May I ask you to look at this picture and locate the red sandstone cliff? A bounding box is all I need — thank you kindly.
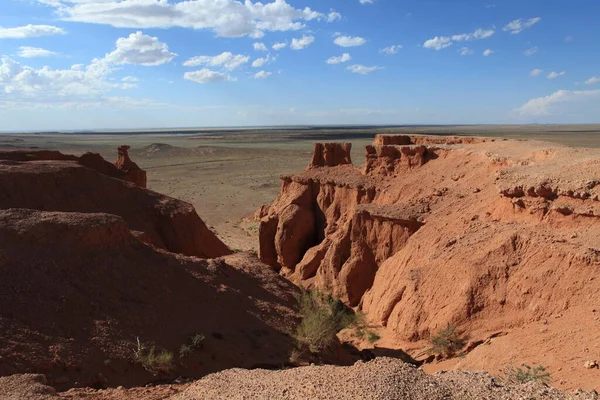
[259,136,600,390]
[0,150,229,258]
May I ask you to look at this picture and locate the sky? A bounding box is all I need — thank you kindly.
[1,0,599,131]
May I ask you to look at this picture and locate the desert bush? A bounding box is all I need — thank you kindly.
[133,337,174,375]
[179,333,205,358]
[503,364,551,385]
[429,324,467,358]
[367,331,381,343]
[292,288,355,359]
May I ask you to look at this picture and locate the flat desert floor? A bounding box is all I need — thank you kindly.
[2,124,600,250]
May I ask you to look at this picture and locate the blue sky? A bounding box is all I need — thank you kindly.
[1,0,599,131]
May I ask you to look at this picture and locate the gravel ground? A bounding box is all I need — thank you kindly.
[171,358,599,400]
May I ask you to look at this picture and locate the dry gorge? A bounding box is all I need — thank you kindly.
[0,132,599,399]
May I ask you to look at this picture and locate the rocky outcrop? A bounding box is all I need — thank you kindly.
[0,209,296,389]
[260,135,600,389]
[114,145,147,188]
[307,142,352,168]
[0,151,230,258]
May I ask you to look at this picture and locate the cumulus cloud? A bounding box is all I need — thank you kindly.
[102,31,177,66]
[529,69,543,77]
[517,89,600,116]
[483,49,494,56]
[290,35,315,50]
[252,70,272,79]
[37,0,322,38]
[253,42,268,51]
[17,46,59,58]
[252,54,275,68]
[459,47,473,56]
[334,35,366,47]
[326,53,351,64]
[347,64,382,75]
[523,47,538,56]
[184,69,236,84]
[379,45,402,55]
[272,42,287,50]
[585,76,600,86]
[503,17,541,34]
[0,24,66,39]
[359,0,373,4]
[547,71,566,79]
[327,10,341,23]
[424,28,494,50]
[183,52,249,70]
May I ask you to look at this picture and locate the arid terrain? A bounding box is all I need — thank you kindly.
[1,125,600,399]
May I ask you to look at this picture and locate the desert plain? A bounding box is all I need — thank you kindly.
[1,124,600,399]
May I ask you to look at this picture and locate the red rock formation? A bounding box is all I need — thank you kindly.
[307,142,352,168]
[0,152,230,258]
[114,145,147,188]
[0,209,297,389]
[260,135,600,389]
[373,134,412,146]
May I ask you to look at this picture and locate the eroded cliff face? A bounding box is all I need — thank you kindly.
[259,136,600,347]
[0,149,229,258]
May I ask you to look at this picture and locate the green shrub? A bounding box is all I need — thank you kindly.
[367,331,381,343]
[292,289,354,359]
[179,333,205,359]
[503,364,551,385]
[133,337,174,375]
[429,324,467,358]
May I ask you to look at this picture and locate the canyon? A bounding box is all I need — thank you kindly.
[0,134,599,398]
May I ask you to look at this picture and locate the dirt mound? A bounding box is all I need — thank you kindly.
[259,136,600,390]
[171,358,594,400]
[0,153,229,258]
[0,374,58,400]
[0,209,298,390]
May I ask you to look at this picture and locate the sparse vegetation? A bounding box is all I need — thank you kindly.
[352,311,381,344]
[367,331,381,343]
[429,324,467,358]
[179,333,205,358]
[503,364,552,385]
[133,337,174,375]
[292,288,356,362]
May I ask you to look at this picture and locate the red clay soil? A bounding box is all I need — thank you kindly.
[0,208,298,390]
[0,150,229,258]
[259,136,600,391]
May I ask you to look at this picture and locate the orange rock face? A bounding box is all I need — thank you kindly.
[0,150,229,258]
[307,142,352,168]
[114,145,147,188]
[260,135,600,389]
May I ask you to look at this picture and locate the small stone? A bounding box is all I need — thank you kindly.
[584,360,599,369]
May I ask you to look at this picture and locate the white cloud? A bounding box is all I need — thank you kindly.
[184,69,235,84]
[272,42,287,50]
[252,54,275,68]
[122,76,139,83]
[547,71,566,79]
[252,70,272,79]
[290,35,315,50]
[424,36,452,50]
[327,10,341,23]
[102,31,177,66]
[334,35,366,47]
[483,49,494,56]
[517,89,600,116]
[424,28,494,50]
[347,64,382,75]
[183,52,249,70]
[0,24,66,39]
[529,69,543,77]
[37,0,323,38]
[585,76,600,86]
[523,47,538,56]
[380,45,402,55]
[326,53,351,64]
[17,46,59,58]
[503,17,541,34]
[459,47,473,56]
[253,42,268,51]
[359,0,373,4]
